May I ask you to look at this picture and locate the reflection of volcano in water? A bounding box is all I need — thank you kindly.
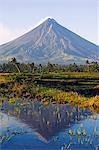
[2,101,93,141]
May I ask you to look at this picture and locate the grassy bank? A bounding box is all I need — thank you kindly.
[0,73,99,113]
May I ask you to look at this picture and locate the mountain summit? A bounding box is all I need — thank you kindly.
[0,18,99,64]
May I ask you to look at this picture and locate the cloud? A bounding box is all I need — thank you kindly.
[0,23,30,45]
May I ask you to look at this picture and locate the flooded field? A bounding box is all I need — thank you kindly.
[0,100,99,150]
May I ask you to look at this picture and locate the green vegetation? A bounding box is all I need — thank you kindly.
[0,71,99,113]
[0,59,99,73]
[0,58,99,113]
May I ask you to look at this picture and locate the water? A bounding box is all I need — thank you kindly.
[0,100,99,150]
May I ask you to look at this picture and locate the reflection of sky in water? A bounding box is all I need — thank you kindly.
[0,113,32,134]
[0,101,99,150]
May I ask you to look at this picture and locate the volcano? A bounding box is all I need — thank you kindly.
[0,18,99,64]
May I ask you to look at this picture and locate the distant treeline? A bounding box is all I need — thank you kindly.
[0,58,99,73]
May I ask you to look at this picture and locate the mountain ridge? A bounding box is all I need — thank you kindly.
[0,18,99,64]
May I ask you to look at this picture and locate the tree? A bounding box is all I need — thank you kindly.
[86,60,89,65]
[29,62,35,74]
[47,62,54,72]
[85,60,90,72]
[10,57,21,73]
[39,64,42,73]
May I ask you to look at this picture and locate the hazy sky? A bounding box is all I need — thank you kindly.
[0,0,98,45]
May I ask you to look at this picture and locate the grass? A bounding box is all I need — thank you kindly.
[31,85,99,107]
[0,72,99,113]
[41,72,99,79]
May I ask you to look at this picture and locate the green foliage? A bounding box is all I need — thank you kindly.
[0,72,99,112]
[0,60,99,73]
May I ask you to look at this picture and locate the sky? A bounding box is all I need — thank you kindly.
[0,0,98,45]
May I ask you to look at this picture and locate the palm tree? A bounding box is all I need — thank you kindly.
[86,60,90,72]
[47,62,54,72]
[10,57,21,73]
[86,60,89,65]
[39,64,42,73]
[30,62,35,74]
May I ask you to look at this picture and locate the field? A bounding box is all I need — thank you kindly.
[0,72,99,113]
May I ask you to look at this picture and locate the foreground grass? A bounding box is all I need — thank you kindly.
[0,73,99,113]
[32,85,99,109]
